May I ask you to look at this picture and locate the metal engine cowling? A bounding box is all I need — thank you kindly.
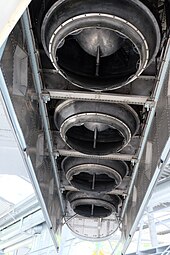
[41,0,160,91]
[54,100,139,155]
[67,191,121,218]
[62,157,128,192]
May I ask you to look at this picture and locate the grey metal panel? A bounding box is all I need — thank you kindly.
[122,41,170,252]
[0,22,62,233]
[1,24,39,152]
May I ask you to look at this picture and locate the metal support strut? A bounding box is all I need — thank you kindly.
[22,10,65,215]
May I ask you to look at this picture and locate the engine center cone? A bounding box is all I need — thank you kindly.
[75,28,122,57]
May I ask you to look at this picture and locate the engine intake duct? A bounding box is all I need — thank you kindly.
[54,100,139,155]
[41,0,160,91]
[62,157,128,192]
[67,192,121,218]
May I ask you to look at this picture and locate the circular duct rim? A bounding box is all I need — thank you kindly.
[48,14,148,91]
[41,0,160,91]
[67,192,121,218]
[66,164,122,189]
[72,198,116,218]
[54,100,140,155]
[62,157,129,192]
[60,112,131,151]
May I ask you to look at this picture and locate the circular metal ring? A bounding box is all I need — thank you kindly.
[41,0,160,91]
[54,100,139,155]
[62,157,128,192]
[67,191,121,218]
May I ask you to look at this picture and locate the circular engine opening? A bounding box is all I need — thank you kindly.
[56,27,140,91]
[54,100,139,155]
[41,0,160,91]
[65,122,125,155]
[74,204,111,218]
[71,172,116,192]
[62,157,128,192]
[67,192,121,218]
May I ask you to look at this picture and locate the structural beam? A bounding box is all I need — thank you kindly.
[122,38,170,254]
[147,208,158,249]
[43,89,152,106]
[22,10,65,215]
[54,149,134,161]
[121,39,170,219]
